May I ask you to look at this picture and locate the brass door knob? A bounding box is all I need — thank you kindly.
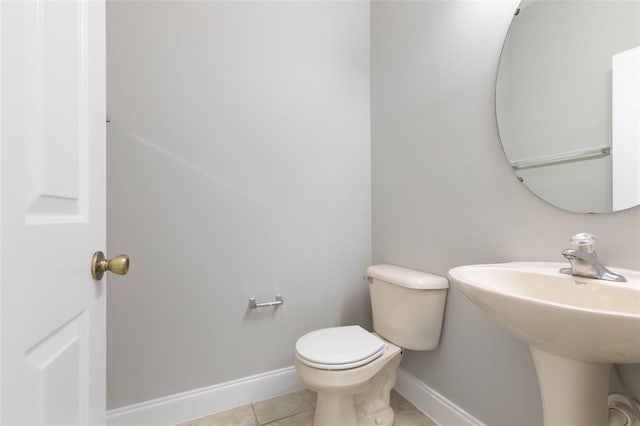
[91,251,129,281]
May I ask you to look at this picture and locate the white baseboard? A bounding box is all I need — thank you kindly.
[106,367,304,426]
[395,367,485,426]
[107,365,482,426]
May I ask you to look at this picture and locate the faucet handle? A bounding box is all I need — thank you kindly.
[569,233,596,253]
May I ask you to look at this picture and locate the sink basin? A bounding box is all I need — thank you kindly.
[448,262,640,363]
[448,262,640,426]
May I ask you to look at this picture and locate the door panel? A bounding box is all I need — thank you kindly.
[23,0,90,223]
[1,0,106,424]
[25,311,89,425]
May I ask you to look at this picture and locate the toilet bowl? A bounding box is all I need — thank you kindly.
[294,265,449,426]
[295,326,402,426]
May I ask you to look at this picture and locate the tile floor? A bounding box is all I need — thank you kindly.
[177,388,437,426]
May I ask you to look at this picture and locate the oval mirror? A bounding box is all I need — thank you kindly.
[496,0,640,213]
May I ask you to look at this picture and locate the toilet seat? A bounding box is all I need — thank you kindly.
[295,325,386,370]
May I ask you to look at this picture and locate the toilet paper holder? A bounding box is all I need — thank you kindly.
[248,295,284,309]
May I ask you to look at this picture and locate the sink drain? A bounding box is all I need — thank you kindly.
[609,393,640,426]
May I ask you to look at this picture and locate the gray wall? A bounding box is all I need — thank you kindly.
[371,1,640,425]
[106,1,371,409]
[106,0,640,421]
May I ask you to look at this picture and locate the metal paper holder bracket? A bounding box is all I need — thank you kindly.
[248,295,284,309]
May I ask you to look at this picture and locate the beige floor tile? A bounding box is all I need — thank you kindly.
[391,390,438,426]
[176,389,436,426]
[176,404,258,426]
[252,389,317,425]
[262,409,314,426]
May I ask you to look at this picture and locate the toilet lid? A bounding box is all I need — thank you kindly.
[295,326,386,370]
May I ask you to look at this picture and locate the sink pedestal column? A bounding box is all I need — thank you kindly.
[531,347,611,426]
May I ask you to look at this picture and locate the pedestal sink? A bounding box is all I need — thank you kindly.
[448,262,640,426]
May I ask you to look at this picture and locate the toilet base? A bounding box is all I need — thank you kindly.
[305,350,402,426]
[314,392,359,426]
[355,352,401,426]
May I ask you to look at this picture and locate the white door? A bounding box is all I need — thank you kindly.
[612,46,640,211]
[1,0,107,424]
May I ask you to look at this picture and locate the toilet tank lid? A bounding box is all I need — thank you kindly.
[366,264,449,290]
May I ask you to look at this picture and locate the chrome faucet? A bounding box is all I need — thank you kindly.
[559,233,626,282]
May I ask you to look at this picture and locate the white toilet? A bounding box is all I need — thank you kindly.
[294,264,449,426]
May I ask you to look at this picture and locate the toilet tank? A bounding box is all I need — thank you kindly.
[366,264,448,351]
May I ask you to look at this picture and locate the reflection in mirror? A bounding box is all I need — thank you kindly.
[496,0,640,213]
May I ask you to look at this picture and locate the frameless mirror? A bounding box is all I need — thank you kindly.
[496,0,640,213]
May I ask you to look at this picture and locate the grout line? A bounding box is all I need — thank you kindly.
[249,403,261,426]
[260,409,314,426]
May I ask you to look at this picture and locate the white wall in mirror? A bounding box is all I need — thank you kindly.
[612,46,640,211]
[496,0,640,213]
